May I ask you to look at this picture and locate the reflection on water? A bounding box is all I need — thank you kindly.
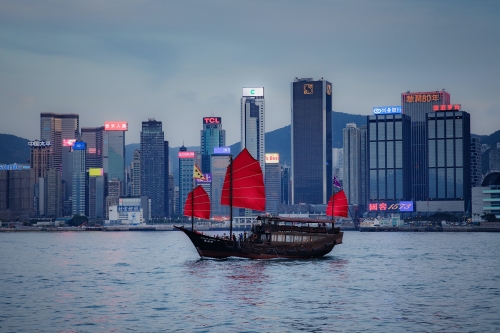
[0,232,499,332]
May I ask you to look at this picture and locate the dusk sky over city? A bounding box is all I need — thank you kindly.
[1,0,499,147]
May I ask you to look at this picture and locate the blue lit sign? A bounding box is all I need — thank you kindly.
[214,147,231,154]
[117,206,141,213]
[372,106,402,115]
[399,201,414,212]
[0,163,27,171]
[72,142,87,150]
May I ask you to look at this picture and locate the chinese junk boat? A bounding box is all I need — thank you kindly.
[175,148,345,259]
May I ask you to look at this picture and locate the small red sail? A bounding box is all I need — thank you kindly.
[184,185,211,219]
[326,190,348,218]
[221,148,266,211]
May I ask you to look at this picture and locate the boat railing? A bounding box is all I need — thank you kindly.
[255,223,338,234]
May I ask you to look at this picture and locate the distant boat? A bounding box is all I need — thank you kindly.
[175,148,344,259]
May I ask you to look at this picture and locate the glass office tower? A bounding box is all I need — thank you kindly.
[291,78,332,204]
[81,127,104,169]
[103,124,126,185]
[241,88,265,173]
[200,117,225,173]
[427,111,471,207]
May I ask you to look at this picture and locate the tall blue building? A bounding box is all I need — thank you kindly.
[291,78,332,205]
[200,117,225,174]
[367,114,412,204]
[402,90,450,201]
[71,141,87,216]
[103,122,126,190]
[140,119,166,217]
[427,110,471,208]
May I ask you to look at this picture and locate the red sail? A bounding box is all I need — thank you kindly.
[183,185,211,219]
[326,190,348,218]
[221,148,266,211]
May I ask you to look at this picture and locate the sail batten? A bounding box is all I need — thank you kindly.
[184,185,211,219]
[326,190,349,218]
[221,148,266,212]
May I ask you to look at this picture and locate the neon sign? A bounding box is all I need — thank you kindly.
[242,87,264,97]
[203,117,221,124]
[178,151,195,159]
[432,104,461,111]
[368,201,414,212]
[104,121,128,131]
[265,153,279,164]
[72,142,87,150]
[214,147,230,154]
[404,93,441,103]
[373,106,402,115]
[28,140,52,147]
[62,139,77,147]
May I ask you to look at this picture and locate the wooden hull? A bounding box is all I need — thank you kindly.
[175,226,343,259]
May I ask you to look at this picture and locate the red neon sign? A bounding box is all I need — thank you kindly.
[104,121,128,131]
[203,117,221,124]
[433,104,461,111]
[178,151,195,159]
[62,139,77,147]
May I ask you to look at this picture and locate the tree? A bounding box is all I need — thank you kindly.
[67,215,88,227]
[481,213,499,222]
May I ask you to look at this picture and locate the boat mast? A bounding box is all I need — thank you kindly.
[229,154,233,239]
[191,185,194,231]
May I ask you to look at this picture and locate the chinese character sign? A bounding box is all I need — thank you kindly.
[404,93,440,103]
[372,106,402,115]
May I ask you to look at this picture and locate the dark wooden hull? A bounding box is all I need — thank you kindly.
[175,226,343,259]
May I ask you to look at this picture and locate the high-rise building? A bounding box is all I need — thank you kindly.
[401,90,450,200]
[0,169,34,222]
[332,148,343,185]
[427,110,471,208]
[131,149,141,196]
[178,146,195,217]
[40,113,79,172]
[81,127,104,169]
[164,141,170,218]
[281,165,291,205]
[201,117,225,173]
[140,119,166,217]
[168,174,174,217]
[211,153,231,219]
[71,141,87,216]
[88,173,105,220]
[489,143,500,173]
[471,137,482,187]
[265,153,281,214]
[343,123,362,206]
[103,121,127,189]
[367,114,412,204]
[45,168,62,218]
[29,140,52,216]
[291,78,332,204]
[241,88,265,172]
[106,178,122,219]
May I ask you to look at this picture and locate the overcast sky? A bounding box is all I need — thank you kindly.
[1,0,499,146]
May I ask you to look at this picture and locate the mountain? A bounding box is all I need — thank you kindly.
[473,129,500,174]
[0,134,30,164]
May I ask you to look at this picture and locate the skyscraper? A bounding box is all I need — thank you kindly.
[470,137,482,187]
[402,90,450,200]
[29,140,52,216]
[140,119,165,217]
[71,141,87,216]
[281,165,291,205]
[200,117,225,174]
[103,121,127,188]
[178,146,195,216]
[81,126,104,169]
[291,78,332,205]
[343,123,361,206]
[40,113,79,172]
[265,153,281,214]
[211,153,231,219]
[131,149,141,196]
[241,88,265,172]
[427,110,471,209]
[367,114,412,204]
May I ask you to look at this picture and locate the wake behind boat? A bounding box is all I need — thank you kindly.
[175,148,346,259]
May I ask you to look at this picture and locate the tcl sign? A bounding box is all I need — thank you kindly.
[104,121,128,131]
[203,117,221,124]
[178,151,195,159]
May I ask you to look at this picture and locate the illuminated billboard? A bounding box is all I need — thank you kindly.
[72,142,87,150]
[214,147,230,154]
[88,168,104,177]
[265,153,280,164]
[0,163,28,171]
[242,87,264,97]
[432,104,461,111]
[28,140,52,147]
[62,139,77,147]
[372,106,402,115]
[196,173,212,183]
[368,201,414,212]
[178,151,195,159]
[104,121,128,131]
[403,93,441,103]
[203,117,221,124]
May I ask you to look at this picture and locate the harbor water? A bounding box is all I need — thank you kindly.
[1,231,499,332]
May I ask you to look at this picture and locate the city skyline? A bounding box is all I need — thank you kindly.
[1,1,499,146]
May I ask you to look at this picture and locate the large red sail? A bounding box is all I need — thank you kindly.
[221,148,266,212]
[183,185,211,219]
[326,190,348,218]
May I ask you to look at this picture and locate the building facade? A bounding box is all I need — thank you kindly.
[401,90,450,201]
[200,117,225,174]
[81,127,104,169]
[178,147,195,217]
[40,113,79,172]
[140,119,165,217]
[103,123,126,188]
[367,114,412,204]
[291,78,332,204]
[470,137,482,187]
[343,123,362,206]
[265,154,281,214]
[71,142,87,216]
[427,110,471,210]
[241,88,265,173]
[211,154,231,219]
